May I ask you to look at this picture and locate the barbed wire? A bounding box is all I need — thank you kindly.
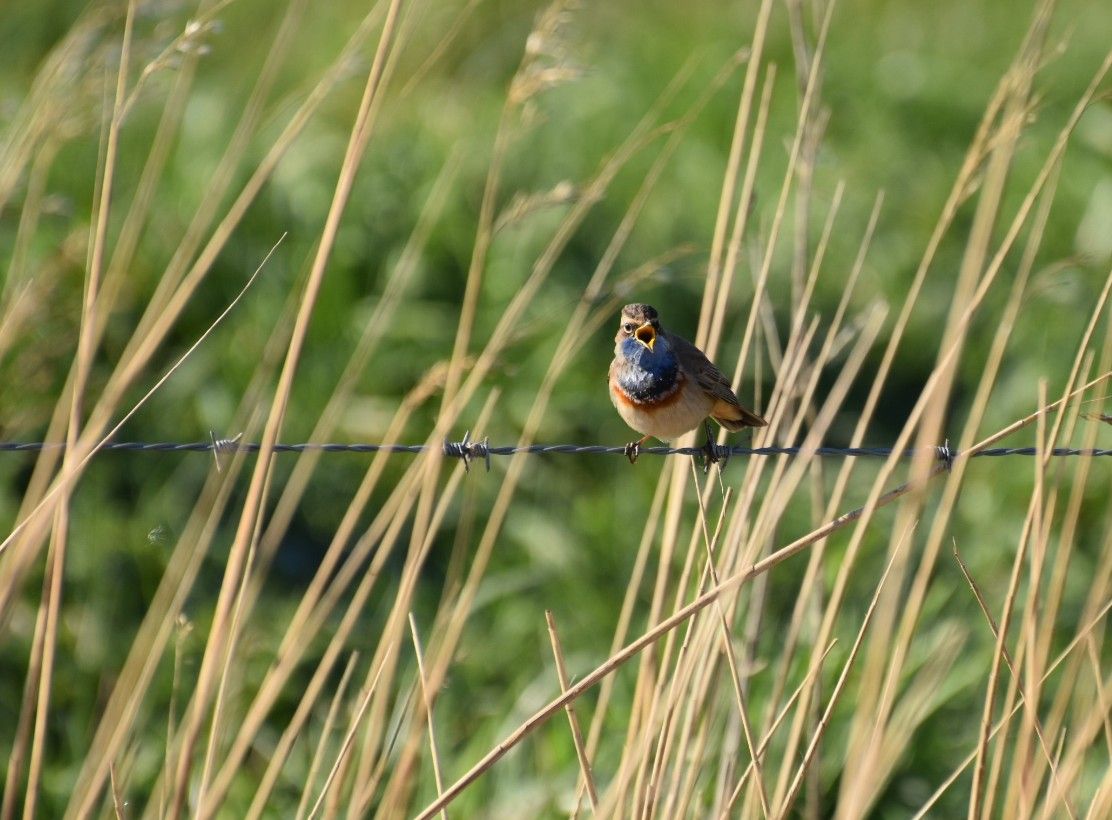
[1,435,1110,472]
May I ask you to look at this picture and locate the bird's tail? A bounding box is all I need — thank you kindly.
[711,400,767,431]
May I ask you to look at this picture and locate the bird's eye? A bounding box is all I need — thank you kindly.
[622,322,635,333]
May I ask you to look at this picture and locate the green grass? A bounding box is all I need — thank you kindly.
[1,0,1111,817]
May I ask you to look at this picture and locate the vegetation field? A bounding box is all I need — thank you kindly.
[1,0,1111,816]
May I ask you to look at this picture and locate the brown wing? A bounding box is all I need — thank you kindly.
[667,330,767,431]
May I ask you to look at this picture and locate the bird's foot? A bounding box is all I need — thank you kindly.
[701,421,725,473]
[624,436,649,464]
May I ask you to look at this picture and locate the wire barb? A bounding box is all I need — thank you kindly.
[209,431,244,472]
[443,431,491,472]
[211,431,244,451]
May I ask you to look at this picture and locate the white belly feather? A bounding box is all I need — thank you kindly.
[610,373,714,441]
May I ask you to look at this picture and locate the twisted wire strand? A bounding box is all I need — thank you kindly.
[1,439,1109,462]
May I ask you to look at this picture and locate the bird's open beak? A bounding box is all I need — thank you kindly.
[635,322,656,352]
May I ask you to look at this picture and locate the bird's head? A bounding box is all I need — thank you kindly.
[616,303,662,353]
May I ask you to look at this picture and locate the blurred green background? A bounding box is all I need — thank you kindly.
[1,0,1111,815]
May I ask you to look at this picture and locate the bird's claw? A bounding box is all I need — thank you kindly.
[701,421,725,473]
[701,438,719,472]
[624,441,641,464]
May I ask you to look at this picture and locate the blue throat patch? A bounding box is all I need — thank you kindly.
[616,338,679,402]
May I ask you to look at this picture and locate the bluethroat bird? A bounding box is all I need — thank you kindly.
[609,303,767,464]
